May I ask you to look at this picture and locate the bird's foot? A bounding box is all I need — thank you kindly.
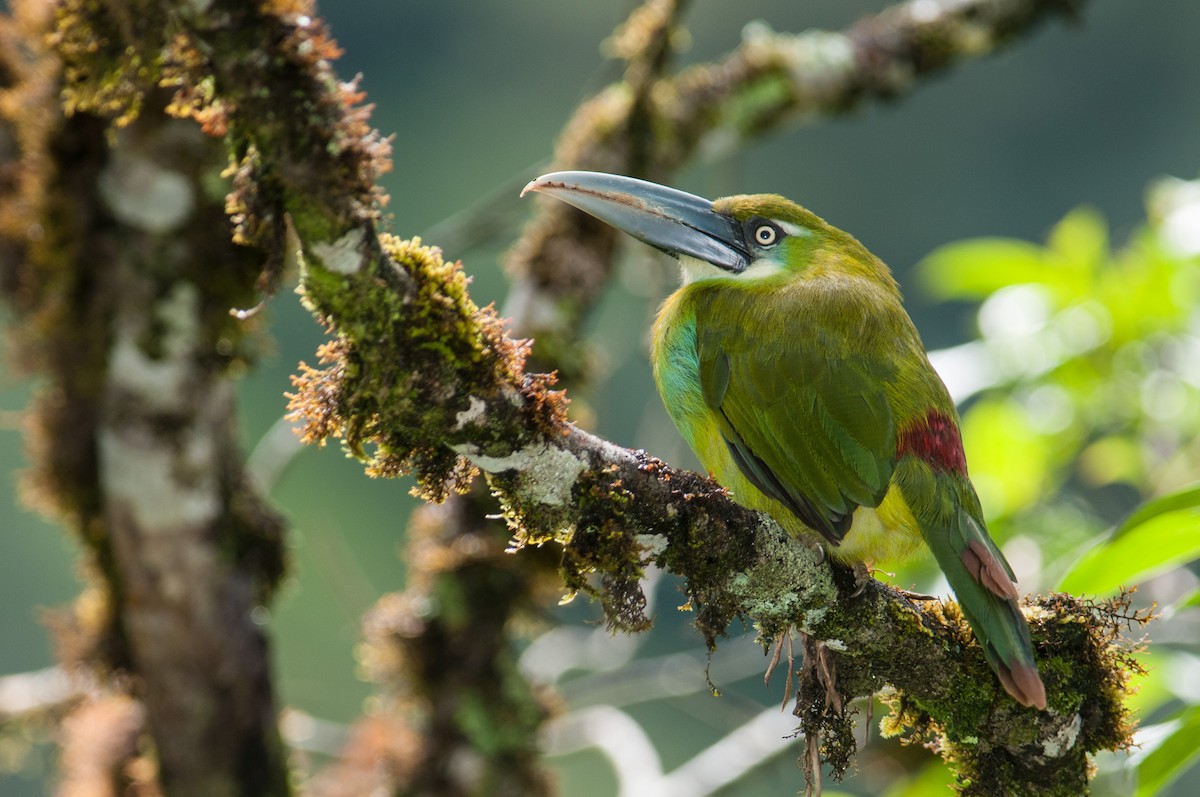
[850,561,936,601]
[799,536,826,565]
[850,561,916,599]
[849,561,875,598]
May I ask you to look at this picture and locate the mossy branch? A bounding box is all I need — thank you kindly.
[291,272,1141,793]
[288,232,1140,793]
[279,0,1131,790]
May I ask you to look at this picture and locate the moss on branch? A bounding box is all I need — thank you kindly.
[290,234,569,500]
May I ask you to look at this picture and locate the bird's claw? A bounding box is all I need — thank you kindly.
[850,561,872,598]
[799,537,826,565]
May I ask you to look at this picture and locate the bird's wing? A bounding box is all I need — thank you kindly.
[696,298,897,544]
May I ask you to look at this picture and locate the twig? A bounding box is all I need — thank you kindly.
[0,666,82,722]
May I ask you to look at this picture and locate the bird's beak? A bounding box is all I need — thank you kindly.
[521,171,749,273]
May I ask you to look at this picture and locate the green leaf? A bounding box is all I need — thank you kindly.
[917,238,1047,300]
[1135,705,1200,797]
[884,759,954,797]
[1057,485,1200,595]
[1114,483,1200,539]
[961,398,1052,517]
[1048,206,1108,274]
[1179,588,1200,610]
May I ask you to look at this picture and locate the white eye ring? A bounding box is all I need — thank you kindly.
[754,224,778,246]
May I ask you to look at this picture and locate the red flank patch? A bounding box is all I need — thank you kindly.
[897,409,967,474]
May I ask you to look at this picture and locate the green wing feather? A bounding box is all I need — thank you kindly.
[695,289,897,543]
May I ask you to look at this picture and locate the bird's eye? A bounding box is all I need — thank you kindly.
[742,217,784,250]
[753,223,779,247]
[744,219,782,247]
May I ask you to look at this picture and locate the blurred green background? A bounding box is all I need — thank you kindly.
[3,1,1200,794]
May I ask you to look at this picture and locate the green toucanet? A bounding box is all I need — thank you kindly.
[522,171,1046,710]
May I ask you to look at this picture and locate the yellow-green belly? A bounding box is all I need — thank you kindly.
[688,413,923,565]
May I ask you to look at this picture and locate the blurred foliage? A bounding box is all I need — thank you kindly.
[919,179,1200,550]
[1060,485,1200,596]
[1135,704,1200,797]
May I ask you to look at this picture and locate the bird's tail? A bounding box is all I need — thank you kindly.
[915,487,1047,710]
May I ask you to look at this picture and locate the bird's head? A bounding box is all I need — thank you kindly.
[521,170,864,285]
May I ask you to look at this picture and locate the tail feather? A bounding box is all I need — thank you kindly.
[961,538,1019,601]
[996,659,1048,712]
[919,500,1047,710]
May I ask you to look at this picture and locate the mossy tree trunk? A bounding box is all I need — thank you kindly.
[1,7,287,794]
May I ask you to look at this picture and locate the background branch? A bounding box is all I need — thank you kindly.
[506,0,1088,363]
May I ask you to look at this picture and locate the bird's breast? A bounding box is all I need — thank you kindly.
[650,286,924,566]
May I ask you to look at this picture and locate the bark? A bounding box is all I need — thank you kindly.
[94,110,288,797]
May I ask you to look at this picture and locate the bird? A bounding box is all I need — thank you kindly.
[521,170,1047,710]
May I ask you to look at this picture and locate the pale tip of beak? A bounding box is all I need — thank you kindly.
[521,174,574,198]
[519,178,543,198]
